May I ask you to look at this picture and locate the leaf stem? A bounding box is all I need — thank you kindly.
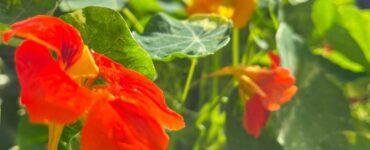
[181,58,198,104]
[122,8,144,33]
[212,52,221,98]
[232,28,239,66]
[241,32,254,64]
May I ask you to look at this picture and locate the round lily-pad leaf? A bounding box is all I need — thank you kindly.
[134,13,232,61]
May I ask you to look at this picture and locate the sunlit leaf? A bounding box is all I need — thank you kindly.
[61,6,156,79]
[134,13,232,61]
[59,0,127,12]
[311,0,336,36]
[312,48,364,72]
[273,23,354,150]
[326,26,370,72]
[0,0,59,24]
[129,0,185,16]
[288,0,309,5]
[338,6,370,65]
[128,0,163,13]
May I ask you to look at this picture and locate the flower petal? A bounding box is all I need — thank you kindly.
[231,0,256,28]
[186,0,256,28]
[245,67,297,111]
[16,40,94,124]
[3,15,83,68]
[93,53,185,130]
[243,96,270,138]
[187,0,219,15]
[268,51,281,69]
[81,100,169,150]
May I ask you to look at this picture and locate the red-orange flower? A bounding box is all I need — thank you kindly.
[212,52,297,138]
[186,0,257,28]
[3,15,184,150]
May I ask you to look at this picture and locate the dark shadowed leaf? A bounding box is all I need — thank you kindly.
[225,91,282,150]
[0,0,59,24]
[319,132,370,150]
[133,13,232,61]
[61,6,156,79]
[17,114,48,150]
[272,23,354,150]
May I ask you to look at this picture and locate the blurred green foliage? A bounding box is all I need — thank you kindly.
[0,0,370,150]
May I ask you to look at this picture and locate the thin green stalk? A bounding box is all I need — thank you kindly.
[122,8,144,33]
[241,32,254,65]
[212,52,221,98]
[232,28,239,66]
[193,79,235,149]
[181,58,198,104]
[268,0,279,29]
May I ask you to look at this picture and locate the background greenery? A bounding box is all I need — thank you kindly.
[0,0,370,150]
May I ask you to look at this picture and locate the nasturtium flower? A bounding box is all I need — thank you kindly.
[186,0,257,28]
[212,52,297,138]
[3,15,184,150]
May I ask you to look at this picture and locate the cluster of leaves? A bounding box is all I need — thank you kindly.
[0,0,369,150]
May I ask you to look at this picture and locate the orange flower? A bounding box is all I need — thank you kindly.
[3,16,184,150]
[212,52,297,138]
[186,0,257,28]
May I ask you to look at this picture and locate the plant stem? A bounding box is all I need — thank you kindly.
[241,32,254,65]
[212,52,221,98]
[122,8,144,33]
[48,123,64,150]
[181,58,198,104]
[268,0,279,29]
[232,28,239,66]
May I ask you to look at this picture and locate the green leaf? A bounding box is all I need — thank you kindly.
[133,13,232,61]
[310,1,370,73]
[325,25,370,72]
[279,0,314,40]
[312,48,365,73]
[0,23,9,45]
[60,6,156,79]
[60,122,82,150]
[17,114,48,150]
[338,6,370,65]
[128,0,163,13]
[319,132,370,150]
[0,0,59,24]
[288,0,309,5]
[273,23,353,150]
[346,77,370,102]
[311,0,337,36]
[128,0,185,15]
[59,0,127,12]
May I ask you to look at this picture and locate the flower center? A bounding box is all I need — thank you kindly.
[66,45,99,83]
